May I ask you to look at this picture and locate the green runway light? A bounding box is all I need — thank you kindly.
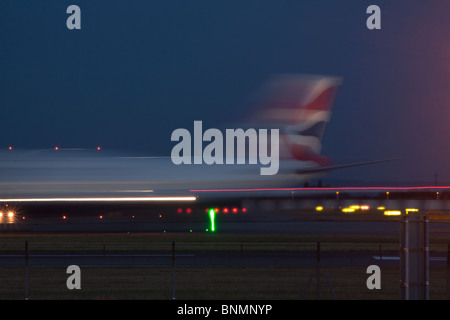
[208,208,216,232]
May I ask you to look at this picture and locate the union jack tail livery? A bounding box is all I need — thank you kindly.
[249,74,342,167]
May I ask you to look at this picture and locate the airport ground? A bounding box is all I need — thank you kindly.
[0,234,448,300]
[1,205,450,300]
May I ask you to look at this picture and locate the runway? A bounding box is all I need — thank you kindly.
[2,208,450,270]
[2,251,445,268]
[0,218,404,235]
[1,251,447,268]
[4,216,450,236]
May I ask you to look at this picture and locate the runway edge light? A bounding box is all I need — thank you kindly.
[384,210,401,216]
[208,208,216,232]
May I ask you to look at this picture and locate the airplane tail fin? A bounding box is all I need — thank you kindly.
[248,74,342,166]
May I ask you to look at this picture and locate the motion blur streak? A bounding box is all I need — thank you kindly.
[190,186,450,192]
[0,75,345,201]
[0,197,196,203]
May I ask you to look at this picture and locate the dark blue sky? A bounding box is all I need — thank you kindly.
[1,1,449,185]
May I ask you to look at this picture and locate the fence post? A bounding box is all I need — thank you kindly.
[317,241,320,300]
[400,213,429,300]
[172,241,176,300]
[379,244,382,261]
[400,215,409,300]
[447,244,450,300]
[25,240,29,300]
[424,216,429,300]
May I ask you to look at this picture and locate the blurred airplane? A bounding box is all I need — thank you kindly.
[0,75,391,209]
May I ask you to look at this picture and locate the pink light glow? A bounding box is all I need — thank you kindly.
[189,186,450,192]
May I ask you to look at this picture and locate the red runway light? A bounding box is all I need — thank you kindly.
[214,208,219,213]
[99,215,103,219]
[186,208,192,214]
[62,215,67,220]
[232,208,238,213]
[223,208,229,214]
[97,146,101,151]
[54,146,59,150]
[178,208,183,214]
[8,146,12,150]
[242,208,247,213]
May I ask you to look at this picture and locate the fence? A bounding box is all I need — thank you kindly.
[0,234,449,299]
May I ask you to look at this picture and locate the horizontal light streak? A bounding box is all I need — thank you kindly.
[190,186,450,192]
[115,190,154,193]
[0,196,196,203]
[384,211,402,216]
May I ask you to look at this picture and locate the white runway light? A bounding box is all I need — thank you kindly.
[0,196,197,202]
